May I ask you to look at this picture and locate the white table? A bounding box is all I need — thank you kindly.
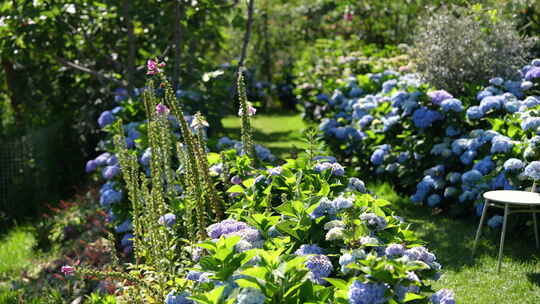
[472,190,540,272]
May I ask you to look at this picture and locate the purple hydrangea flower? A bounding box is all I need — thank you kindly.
[385,244,405,257]
[525,66,540,80]
[231,175,242,185]
[428,90,453,105]
[237,288,265,304]
[206,219,250,239]
[524,161,540,180]
[267,166,282,176]
[102,164,120,180]
[158,213,177,227]
[348,281,387,304]
[295,244,324,255]
[431,288,456,304]
[98,111,115,128]
[305,255,333,285]
[94,152,111,166]
[85,160,97,173]
[99,189,122,207]
[487,215,504,228]
[347,177,366,193]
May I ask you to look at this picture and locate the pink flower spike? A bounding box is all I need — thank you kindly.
[158,62,166,68]
[146,59,160,75]
[238,103,257,117]
[155,103,170,115]
[343,12,353,21]
[61,265,75,276]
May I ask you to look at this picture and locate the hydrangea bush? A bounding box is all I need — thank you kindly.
[307,58,540,220]
[74,66,454,303]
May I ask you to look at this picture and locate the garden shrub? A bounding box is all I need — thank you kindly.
[303,55,540,221]
[72,66,455,303]
[412,5,534,95]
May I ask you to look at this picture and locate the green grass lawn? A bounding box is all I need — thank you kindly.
[0,226,36,280]
[221,111,308,159]
[371,182,540,304]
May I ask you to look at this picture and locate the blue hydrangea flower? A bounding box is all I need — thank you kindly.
[348,281,387,304]
[504,158,524,172]
[491,135,514,153]
[100,189,122,207]
[487,215,504,228]
[102,164,120,180]
[427,90,453,105]
[460,150,477,165]
[525,66,540,80]
[476,90,493,101]
[206,219,250,239]
[489,77,504,86]
[165,291,193,304]
[440,98,463,112]
[371,145,391,165]
[412,107,443,129]
[479,96,503,114]
[524,161,540,180]
[462,170,483,185]
[304,254,333,285]
[404,246,437,267]
[358,115,374,128]
[382,115,400,132]
[237,288,266,304]
[427,194,441,207]
[385,244,404,257]
[85,160,97,173]
[445,126,460,137]
[94,152,112,166]
[158,213,177,227]
[466,106,483,120]
[339,253,355,274]
[360,213,387,230]
[98,111,115,128]
[121,233,134,247]
[522,116,540,131]
[333,195,354,209]
[473,156,494,175]
[431,289,455,304]
[115,219,132,233]
[522,81,534,90]
[295,244,324,256]
[347,177,366,193]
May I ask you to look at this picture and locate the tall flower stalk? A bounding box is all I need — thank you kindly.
[237,68,256,163]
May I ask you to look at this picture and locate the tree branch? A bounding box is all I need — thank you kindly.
[122,0,136,97]
[55,56,127,87]
[173,0,184,90]
[238,0,255,69]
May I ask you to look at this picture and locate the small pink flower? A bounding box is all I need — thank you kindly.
[155,103,170,115]
[238,103,257,117]
[343,12,353,21]
[61,265,75,276]
[146,59,161,75]
[399,65,411,73]
[190,116,209,130]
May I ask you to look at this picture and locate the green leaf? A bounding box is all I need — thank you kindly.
[226,185,244,193]
[207,153,221,165]
[403,293,425,302]
[324,278,349,290]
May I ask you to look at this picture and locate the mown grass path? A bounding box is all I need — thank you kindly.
[221,111,308,159]
[372,183,540,304]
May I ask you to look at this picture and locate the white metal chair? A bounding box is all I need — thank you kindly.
[472,188,540,272]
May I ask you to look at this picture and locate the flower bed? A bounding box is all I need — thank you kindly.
[305,59,540,220]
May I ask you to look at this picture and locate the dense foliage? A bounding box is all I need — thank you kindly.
[72,67,457,303]
[304,56,540,223]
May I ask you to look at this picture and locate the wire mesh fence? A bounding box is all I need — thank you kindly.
[0,122,65,221]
